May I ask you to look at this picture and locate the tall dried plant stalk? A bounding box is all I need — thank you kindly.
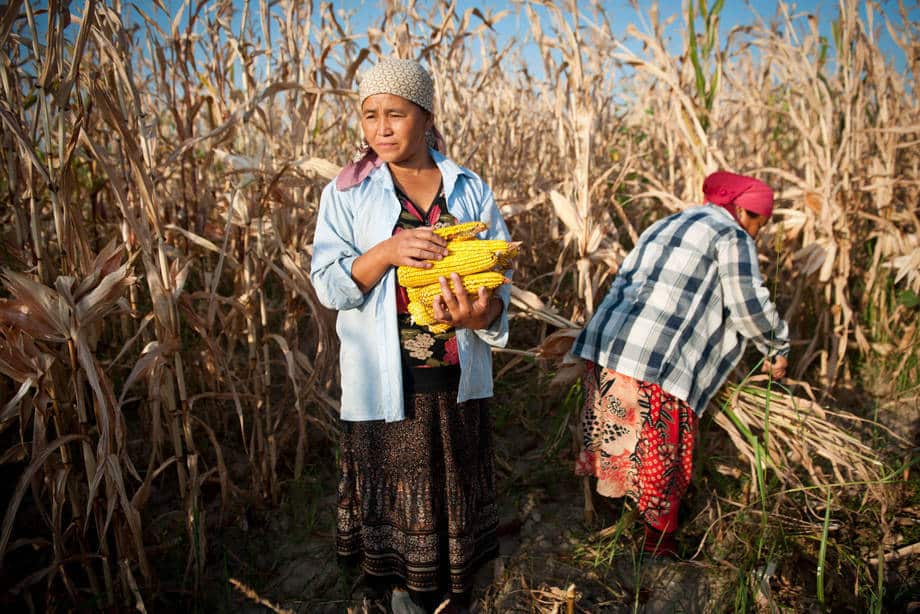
[0,0,916,608]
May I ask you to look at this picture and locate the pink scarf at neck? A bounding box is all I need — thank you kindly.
[335,127,447,191]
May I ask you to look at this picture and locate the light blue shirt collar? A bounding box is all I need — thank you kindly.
[369,148,473,201]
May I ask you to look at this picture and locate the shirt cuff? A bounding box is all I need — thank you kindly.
[474,297,509,347]
[337,255,365,305]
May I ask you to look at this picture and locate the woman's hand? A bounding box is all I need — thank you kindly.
[351,227,447,293]
[431,272,503,330]
[386,227,448,268]
[762,355,788,379]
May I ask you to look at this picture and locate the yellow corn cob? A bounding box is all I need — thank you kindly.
[407,300,436,326]
[447,239,521,262]
[397,239,517,287]
[432,221,487,241]
[455,239,520,271]
[398,250,498,287]
[494,254,515,271]
[493,243,521,270]
[407,272,508,305]
[447,239,512,252]
[407,301,453,334]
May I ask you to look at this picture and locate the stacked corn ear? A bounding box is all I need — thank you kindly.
[397,222,518,333]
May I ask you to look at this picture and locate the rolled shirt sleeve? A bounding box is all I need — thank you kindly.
[717,232,790,358]
[471,185,512,348]
[310,182,367,311]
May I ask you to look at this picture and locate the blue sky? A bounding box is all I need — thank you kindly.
[49,1,915,83]
[335,0,915,68]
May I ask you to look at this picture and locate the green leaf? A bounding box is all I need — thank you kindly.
[706,20,717,56]
[692,60,706,103]
[688,1,697,40]
[817,487,832,607]
[897,290,920,309]
[705,60,721,111]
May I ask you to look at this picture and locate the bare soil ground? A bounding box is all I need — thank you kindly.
[195,424,728,614]
[151,370,919,613]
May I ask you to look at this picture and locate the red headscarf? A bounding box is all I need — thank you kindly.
[703,171,774,219]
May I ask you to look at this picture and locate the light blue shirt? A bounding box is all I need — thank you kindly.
[310,149,511,422]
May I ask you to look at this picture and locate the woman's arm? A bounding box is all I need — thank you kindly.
[351,227,448,294]
[310,184,366,311]
[311,183,448,306]
[473,186,512,340]
[716,231,791,360]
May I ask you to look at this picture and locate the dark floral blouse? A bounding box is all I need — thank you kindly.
[393,182,462,395]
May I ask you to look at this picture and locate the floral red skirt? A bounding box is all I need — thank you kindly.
[575,361,697,534]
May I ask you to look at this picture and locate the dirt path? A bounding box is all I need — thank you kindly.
[196,377,919,613]
[206,419,729,613]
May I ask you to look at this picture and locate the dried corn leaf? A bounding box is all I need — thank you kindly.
[1,434,89,558]
[1,270,70,339]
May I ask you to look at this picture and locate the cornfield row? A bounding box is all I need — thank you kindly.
[0,0,917,609]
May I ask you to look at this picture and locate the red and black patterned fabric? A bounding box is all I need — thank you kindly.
[575,361,697,534]
[392,182,463,393]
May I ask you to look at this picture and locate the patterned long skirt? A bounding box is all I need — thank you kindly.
[336,392,498,595]
[575,361,698,533]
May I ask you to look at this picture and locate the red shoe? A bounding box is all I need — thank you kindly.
[643,524,679,559]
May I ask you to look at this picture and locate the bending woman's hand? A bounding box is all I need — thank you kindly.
[762,355,788,379]
[431,272,503,330]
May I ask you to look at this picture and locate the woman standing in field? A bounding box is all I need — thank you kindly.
[310,58,511,613]
[571,171,790,557]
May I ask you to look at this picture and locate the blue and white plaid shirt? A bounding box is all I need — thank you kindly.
[571,205,790,415]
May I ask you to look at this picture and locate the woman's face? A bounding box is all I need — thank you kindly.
[737,208,768,239]
[360,93,433,165]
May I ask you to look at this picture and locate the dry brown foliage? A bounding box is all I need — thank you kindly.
[0,0,916,609]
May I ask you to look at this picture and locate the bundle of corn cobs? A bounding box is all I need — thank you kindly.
[397,221,519,333]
